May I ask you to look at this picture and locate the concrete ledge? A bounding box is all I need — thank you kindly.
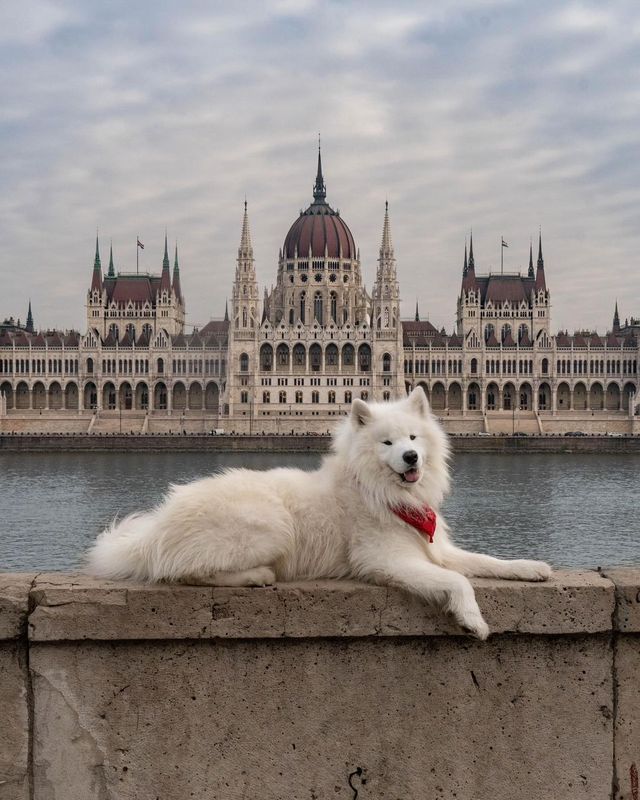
[26,569,613,641]
[1,569,640,799]
[0,573,36,639]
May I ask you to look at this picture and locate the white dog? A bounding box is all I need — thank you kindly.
[87,387,551,639]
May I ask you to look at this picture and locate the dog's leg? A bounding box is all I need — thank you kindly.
[439,543,551,582]
[360,556,489,640]
[180,567,276,587]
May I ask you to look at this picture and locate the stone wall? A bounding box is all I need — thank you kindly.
[0,570,639,799]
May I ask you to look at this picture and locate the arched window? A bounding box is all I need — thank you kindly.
[240,353,249,372]
[501,324,512,344]
[86,357,94,375]
[242,307,247,327]
[125,323,136,339]
[108,323,119,341]
[328,390,336,404]
[330,292,337,322]
[470,358,478,375]
[384,307,390,327]
[289,308,294,325]
[157,357,164,375]
[293,343,305,366]
[263,391,270,404]
[260,344,273,371]
[542,358,549,375]
[344,390,352,404]
[326,344,338,367]
[484,323,495,343]
[382,353,391,372]
[314,292,323,325]
[309,343,322,372]
[342,343,355,366]
[358,344,371,372]
[142,323,153,339]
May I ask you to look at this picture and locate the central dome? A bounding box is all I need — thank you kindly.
[283,152,356,261]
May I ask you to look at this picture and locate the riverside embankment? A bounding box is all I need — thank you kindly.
[1,569,639,799]
[1,432,639,453]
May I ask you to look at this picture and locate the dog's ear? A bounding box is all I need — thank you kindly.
[350,398,373,428]
[406,385,430,416]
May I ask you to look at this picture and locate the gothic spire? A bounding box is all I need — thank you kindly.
[535,230,547,292]
[26,300,34,334]
[108,241,115,277]
[468,232,475,270]
[463,241,468,276]
[90,234,103,293]
[313,137,326,203]
[239,199,253,257]
[160,231,171,292]
[380,200,393,257]
[415,300,420,322]
[528,240,534,278]
[172,242,182,301]
[613,301,620,333]
[224,299,229,322]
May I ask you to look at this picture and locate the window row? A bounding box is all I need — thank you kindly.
[0,358,79,375]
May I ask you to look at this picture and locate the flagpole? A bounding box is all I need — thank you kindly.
[137,236,139,274]
[501,237,503,275]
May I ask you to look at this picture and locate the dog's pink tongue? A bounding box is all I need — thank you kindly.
[403,469,420,483]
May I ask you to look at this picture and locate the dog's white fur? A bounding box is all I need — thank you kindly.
[87,387,551,639]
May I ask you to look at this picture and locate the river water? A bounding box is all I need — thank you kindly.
[0,451,637,571]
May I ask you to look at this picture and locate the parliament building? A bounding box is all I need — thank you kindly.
[0,152,638,434]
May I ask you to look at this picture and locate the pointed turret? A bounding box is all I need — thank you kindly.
[463,241,468,276]
[160,232,171,293]
[613,301,621,334]
[90,234,103,292]
[415,301,420,322]
[535,231,546,292]
[239,200,253,259]
[468,232,475,271]
[108,241,115,278]
[25,300,34,334]
[380,200,393,257]
[528,240,534,278]
[462,232,478,293]
[224,300,229,322]
[172,242,182,301]
[312,140,326,203]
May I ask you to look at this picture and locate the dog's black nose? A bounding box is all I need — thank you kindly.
[403,450,418,465]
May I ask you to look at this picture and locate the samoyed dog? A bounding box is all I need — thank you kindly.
[87,387,551,639]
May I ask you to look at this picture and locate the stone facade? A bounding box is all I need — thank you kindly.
[0,153,638,433]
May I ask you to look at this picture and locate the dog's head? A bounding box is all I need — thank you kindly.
[332,387,451,510]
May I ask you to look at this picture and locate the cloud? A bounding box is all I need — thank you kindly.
[1,0,639,335]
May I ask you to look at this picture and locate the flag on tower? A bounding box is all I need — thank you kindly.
[501,238,509,248]
[137,238,144,249]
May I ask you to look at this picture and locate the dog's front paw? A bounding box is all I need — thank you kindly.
[512,560,552,582]
[458,610,490,641]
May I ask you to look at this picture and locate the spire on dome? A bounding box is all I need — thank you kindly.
[313,135,326,203]
[613,301,620,333]
[528,240,534,278]
[172,242,182,301]
[108,241,115,278]
[415,300,420,322]
[26,300,34,334]
[90,234,103,293]
[160,232,171,292]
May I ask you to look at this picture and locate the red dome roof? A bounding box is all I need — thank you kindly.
[283,207,356,260]
[283,150,357,260]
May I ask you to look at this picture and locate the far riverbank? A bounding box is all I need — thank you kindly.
[0,432,639,454]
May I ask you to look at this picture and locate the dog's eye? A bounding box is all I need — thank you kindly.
[382,440,392,446]
[409,435,416,441]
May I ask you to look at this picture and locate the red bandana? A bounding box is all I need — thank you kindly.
[393,505,437,543]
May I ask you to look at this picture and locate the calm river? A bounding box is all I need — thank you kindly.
[0,452,637,571]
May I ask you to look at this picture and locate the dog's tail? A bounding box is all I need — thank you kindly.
[86,512,157,581]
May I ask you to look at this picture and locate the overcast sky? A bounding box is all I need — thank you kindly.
[2,0,639,335]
